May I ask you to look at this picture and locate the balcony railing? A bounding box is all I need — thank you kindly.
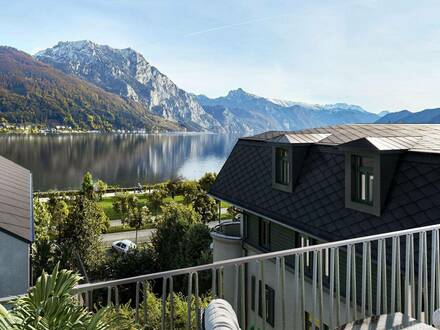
[3,223,440,329]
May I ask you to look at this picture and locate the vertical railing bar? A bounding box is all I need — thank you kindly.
[261,260,266,330]
[170,276,174,330]
[107,286,112,306]
[418,232,424,321]
[330,247,335,329]
[351,244,357,321]
[195,272,200,330]
[367,242,372,317]
[336,248,341,326]
[234,264,239,312]
[430,230,437,325]
[254,260,260,329]
[312,250,318,330]
[391,237,397,313]
[382,238,388,314]
[346,244,352,323]
[89,290,93,311]
[84,291,89,311]
[376,239,383,315]
[143,281,148,327]
[411,234,416,318]
[436,230,440,309]
[240,264,246,330]
[397,236,402,313]
[219,267,224,299]
[294,254,300,330]
[135,281,140,324]
[361,242,367,318]
[187,272,193,330]
[161,277,167,330]
[423,232,428,324]
[212,268,217,298]
[275,257,285,330]
[405,234,410,316]
[281,257,286,330]
[300,253,306,330]
[115,286,119,312]
[319,250,324,330]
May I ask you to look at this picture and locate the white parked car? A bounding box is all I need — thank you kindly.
[112,239,136,253]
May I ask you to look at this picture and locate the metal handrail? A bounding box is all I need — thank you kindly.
[3,222,440,330]
[73,222,440,293]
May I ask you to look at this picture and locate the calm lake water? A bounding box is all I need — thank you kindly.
[0,133,241,191]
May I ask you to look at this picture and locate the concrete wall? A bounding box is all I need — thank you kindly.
[245,244,354,330]
[0,231,30,297]
[211,229,243,307]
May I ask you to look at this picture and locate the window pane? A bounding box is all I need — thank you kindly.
[361,173,366,201]
[351,155,374,205]
[369,175,374,203]
[275,147,290,185]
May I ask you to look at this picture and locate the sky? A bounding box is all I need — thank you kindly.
[1,0,440,113]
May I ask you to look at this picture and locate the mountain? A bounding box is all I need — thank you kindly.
[375,110,413,123]
[35,41,223,132]
[376,108,440,124]
[196,89,380,134]
[0,47,181,131]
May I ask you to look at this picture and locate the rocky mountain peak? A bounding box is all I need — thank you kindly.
[35,41,224,132]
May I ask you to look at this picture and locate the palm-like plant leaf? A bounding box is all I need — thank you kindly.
[0,263,112,329]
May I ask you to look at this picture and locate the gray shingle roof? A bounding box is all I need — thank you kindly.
[0,155,33,242]
[211,125,440,241]
[244,124,440,153]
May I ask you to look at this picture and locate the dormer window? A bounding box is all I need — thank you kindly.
[344,151,381,216]
[271,145,294,192]
[275,147,290,185]
[351,155,374,205]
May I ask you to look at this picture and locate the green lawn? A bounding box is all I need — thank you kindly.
[98,197,120,220]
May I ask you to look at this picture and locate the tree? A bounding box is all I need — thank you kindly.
[106,244,154,280]
[57,195,108,272]
[81,171,94,199]
[198,172,217,192]
[166,176,183,199]
[112,192,138,222]
[192,192,217,223]
[184,223,212,266]
[33,198,51,241]
[0,264,112,329]
[95,179,108,201]
[151,202,200,270]
[148,188,167,215]
[181,180,200,205]
[127,205,152,244]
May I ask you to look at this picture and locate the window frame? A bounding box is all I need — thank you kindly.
[351,155,374,205]
[272,145,294,192]
[258,218,271,250]
[275,147,290,185]
[251,276,275,327]
[345,151,381,216]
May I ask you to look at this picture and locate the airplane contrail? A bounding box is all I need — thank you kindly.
[185,14,291,37]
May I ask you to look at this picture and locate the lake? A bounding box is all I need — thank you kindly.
[0,133,241,191]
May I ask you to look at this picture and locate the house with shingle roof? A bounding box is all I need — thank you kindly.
[0,155,33,298]
[209,124,440,329]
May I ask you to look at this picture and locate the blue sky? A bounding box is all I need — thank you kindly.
[2,0,440,113]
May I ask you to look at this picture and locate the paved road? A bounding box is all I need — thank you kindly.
[102,228,154,246]
[102,220,225,246]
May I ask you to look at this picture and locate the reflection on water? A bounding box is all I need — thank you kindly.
[0,133,240,191]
